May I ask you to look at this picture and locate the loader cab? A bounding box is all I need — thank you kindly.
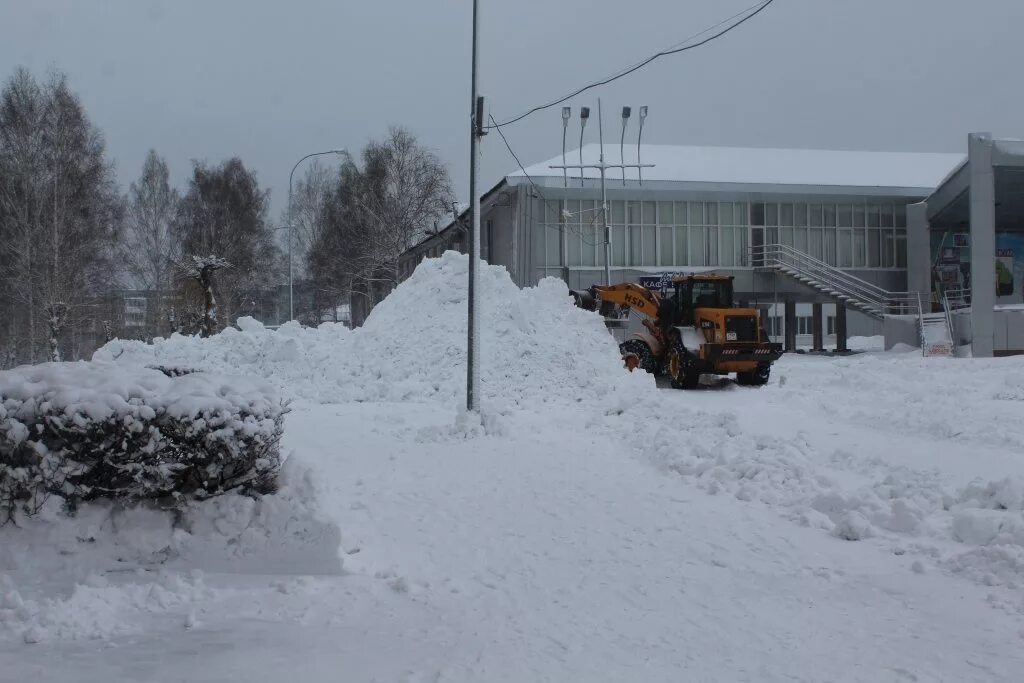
[670,276,734,326]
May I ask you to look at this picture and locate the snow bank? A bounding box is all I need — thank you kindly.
[96,252,649,407]
[597,375,1024,586]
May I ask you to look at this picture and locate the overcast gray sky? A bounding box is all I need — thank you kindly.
[3,0,1023,218]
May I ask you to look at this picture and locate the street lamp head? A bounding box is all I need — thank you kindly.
[638,106,648,121]
[621,106,631,122]
[580,106,590,130]
[561,106,571,125]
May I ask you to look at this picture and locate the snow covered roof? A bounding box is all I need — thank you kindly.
[510,144,965,192]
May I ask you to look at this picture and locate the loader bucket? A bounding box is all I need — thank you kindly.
[569,290,598,311]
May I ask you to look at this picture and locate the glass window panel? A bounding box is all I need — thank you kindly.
[867,229,880,267]
[824,229,837,265]
[895,204,907,228]
[706,202,718,226]
[611,200,625,224]
[582,224,597,266]
[808,228,823,260]
[627,201,641,225]
[629,225,642,265]
[674,225,688,265]
[689,202,704,226]
[750,202,765,226]
[823,205,836,228]
[766,203,778,225]
[657,202,674,225]
[612,225,626,265]
[781,227,794,247]
[690,227,705,265]
[780,204,794,226]
[882,231,894,267]
[734,203,747,226]
[766,227,778,245]
[642,201,657,224]
[838,229,853,268]
[852,204,865,228]
[659,226,674,266]
[808,204,823,227]
[706,226,719,265]
[866,205,880,228]
[719,202,733,227]
[895,231,907,267]
[795,227,808,254]
[794,203,808,227]
[567,229,581,266]
[675,201,688,226]
[642,226,657,264]
[880,205,894,228]
[721,226,736,266]
[736,226,748,266]
[837,205,852,227]
[853,229,866,268]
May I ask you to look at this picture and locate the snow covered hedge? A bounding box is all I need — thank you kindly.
[0,362,287,522]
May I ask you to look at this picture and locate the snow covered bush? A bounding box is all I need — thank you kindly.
[0,361,287,522]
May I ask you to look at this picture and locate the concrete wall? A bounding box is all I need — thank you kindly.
[883,315,920,350]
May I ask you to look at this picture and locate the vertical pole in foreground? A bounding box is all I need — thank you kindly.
[467,0,482,413]
[598,99,611,286]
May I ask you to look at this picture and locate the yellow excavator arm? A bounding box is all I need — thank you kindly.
[585,283,663,322]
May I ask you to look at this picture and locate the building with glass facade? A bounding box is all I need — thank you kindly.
[403,144,965,347]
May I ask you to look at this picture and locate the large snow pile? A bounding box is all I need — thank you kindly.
[1,362,286,517]
[96,252,649,407]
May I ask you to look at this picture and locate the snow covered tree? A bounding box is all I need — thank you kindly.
[179,255,231,338]
[173,158,277,330]
[308,128,453,326]
[122,150,181,338]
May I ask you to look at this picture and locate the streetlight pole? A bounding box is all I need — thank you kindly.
[288,148,346,322]
[467,0,483,413]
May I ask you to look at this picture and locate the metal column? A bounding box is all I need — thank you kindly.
[784,299,797,352]
[969,132,996,358]
[811,302,823,352]
[835,303,848,353]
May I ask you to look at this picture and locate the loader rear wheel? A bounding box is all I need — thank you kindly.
[737,363,771,387]
[620,340,656,374]
[667,347,700,390]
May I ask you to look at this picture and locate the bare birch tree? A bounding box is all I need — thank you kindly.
[122,150,181,338]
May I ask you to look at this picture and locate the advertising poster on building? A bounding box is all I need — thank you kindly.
[930,231,1024,304]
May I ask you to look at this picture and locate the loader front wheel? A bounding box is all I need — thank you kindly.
[667,347,700,390]
[620,340,657,374]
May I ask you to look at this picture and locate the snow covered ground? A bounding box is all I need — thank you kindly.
[4,253,1024,681]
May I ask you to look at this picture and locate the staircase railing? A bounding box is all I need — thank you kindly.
[749,244,918,317]
[940,286,970,350]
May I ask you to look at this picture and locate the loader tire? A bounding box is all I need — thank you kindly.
[620,340,657,374]
[737,363,771,387]
[667,346,700,390]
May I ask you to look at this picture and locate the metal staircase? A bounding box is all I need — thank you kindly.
[749,243,959,357]
[749,244,920,319]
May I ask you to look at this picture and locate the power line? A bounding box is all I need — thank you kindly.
[487,0,775,129]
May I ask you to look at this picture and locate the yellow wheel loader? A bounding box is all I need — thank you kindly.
[572,275,782,388]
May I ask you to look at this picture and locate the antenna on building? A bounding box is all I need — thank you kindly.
[578,107,590,188]
[620,106,631,187]
[637,105,648,185]
[549,102,655,286]
[561,107,571,188]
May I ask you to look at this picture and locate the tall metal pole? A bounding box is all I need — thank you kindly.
[598,100,611,286]
[467,0,482,413]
